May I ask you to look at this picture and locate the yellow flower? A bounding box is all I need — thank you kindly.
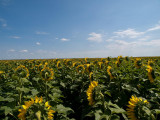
[107,66,114,80]
[148,60,154,66]
[146,65,154,83]
[15,65,29,78]
[117,56,123,64]
[127,95,149,120]
[0,71,4,74]
[48,109,56,120]
[86,81,98,106]
[18,109,26,120]
[18,96,55,120]
[35,96,39,103]
[40,67,54,81]
[134,58,142,68]
[39,96,43,103]
[57,61,61,68]
[89,72,93,81]
[98,62,103,69]
[76,65,85,73]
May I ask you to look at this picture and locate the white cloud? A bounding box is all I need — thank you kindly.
[138,36,150,41]
[147,25,160,32]
[88,32,102,42]
[11,36,21,39]
[114,28,144,38]
[20,50,28,53]
[36,42,41,45]
[61,38,69,41]
[8,49,15,52]
[0,18,7,27]
[36,31,49,35]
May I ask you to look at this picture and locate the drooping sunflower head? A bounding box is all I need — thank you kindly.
[105,60,109,66]
[40,67,54,81]
[98,62,103,69]
[148,60,154,66]
[86,81,98,106]
[117,56,123,64]
[15,65,29,78]
[89,72,94,81]
[56,60,62,68]
[127,95,149,120]
[115,61,120,67]
[125,56,129,61]
[18,96,55,120]
[146,65,155,83]
[107,66,114,80]
[85,64,94,73]
[134,58,142,68]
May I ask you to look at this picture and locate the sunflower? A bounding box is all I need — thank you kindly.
[146,65,155,83]
[148,60,154,66]
[117,56,123,64]
[127,95,149,120]
[98,62,103,69]
[15,65,29,78]
[56,61,61,68]
[40,66,54,81]
[107,66,114,80]
[85,64,93,73]
[86,81,98,106]
[115,61,119,67]
[134,58,142,68]
[18,96,55,120]
[76,65,85,73]
[0,71,4,74]
[89,72,93,81]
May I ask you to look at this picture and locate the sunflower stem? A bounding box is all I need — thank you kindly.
[45,81,48,101]
[100,92,105,113]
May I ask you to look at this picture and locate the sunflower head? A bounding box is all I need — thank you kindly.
[86,81,98,106]
[107,66,114,80]
[115,61,120,67]
[98,62,103,69]
[134,58,142,68]
[40,67,54,81]
[76,65,85,74]
[18,96,55,120]
[125,56,129,61]
[127,95,149,120]
[148,60,154,66]
[85,64,94,73]
[146,65,155,83]
[117,56,123,64]
[57,61,62,68]
[15,65,29,78]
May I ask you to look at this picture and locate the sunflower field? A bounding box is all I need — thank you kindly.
[0,56,160,120]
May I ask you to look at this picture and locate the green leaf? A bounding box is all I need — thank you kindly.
[99,115,109,120]
[110,114,120,120]
[56,104,73,115]
[1,106,12,115]
[31,89,39,96]
[154,109,160,114]
[142,106,151,116]
[104,91,112,97]
[94,110,102,120]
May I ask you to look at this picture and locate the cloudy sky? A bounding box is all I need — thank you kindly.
[0,0,160,59]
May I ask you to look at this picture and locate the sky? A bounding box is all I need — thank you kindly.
[0,0,160,59]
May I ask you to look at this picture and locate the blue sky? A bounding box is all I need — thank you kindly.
[0,0,160,59]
